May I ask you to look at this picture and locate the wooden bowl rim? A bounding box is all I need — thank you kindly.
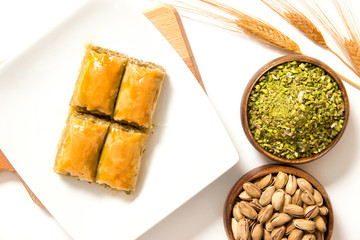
[240,54,350,164]
[223,164,334,240]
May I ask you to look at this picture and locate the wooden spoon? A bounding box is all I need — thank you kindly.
[0,150,44,207]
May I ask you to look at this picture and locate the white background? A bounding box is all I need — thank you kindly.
[1,0,360,239]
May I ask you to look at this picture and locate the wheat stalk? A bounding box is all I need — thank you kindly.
[332,0,360,75]
[161,0,360,89]
[261,0,327,48]
[261,0,360,89]
[162,0,302,54]
[298,0,360,75]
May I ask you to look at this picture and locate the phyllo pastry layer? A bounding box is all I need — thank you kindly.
[96,123,149,192]
[54,110,110,182]
[71,44,128,116]
[113,58,165,129]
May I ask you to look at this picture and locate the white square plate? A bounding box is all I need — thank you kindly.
[0,0,238,239]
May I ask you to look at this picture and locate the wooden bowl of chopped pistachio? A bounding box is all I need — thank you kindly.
[223,164,333,240]
[241,55,349,164]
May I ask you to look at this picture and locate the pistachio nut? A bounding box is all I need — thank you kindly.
[238,219,250,240]
[284,193,292,207]
[233,202,244,221]
[283,204,304,218]
[313,189,323,206]
[264,229,272,240]
[250,198,262,212]
[318,206,329,216]
[302,233,316,240]
[288,229,303,240]
[256,173,273,189]
[270,212,292,227]
[260,186,275,206]
[285,174,297,195]
[231,218,240,240]
[301,190,315,205]
[243,182,262,198]
[265,212,279,232]
[294,219,316,231]
[314,230,324,240]
[271,226,286,240]
[239,190,253,201]
[258,204,274,224]
[274,172,288,189]
[297,178,314,194]
[292,189,303,206]
[314,215,327,232]
[272,189,285,211]
[251,223,264,240]
[239,201,258,220]
[285,220,296,235]
[304,205,319,219]
[247,219,257,229]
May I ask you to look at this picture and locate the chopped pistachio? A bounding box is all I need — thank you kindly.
[248,61,345,159]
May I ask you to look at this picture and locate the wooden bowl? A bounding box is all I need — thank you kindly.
[241,55,350,164]
[223,164,333,240]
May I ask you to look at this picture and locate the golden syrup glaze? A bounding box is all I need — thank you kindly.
[96,124,149,192]
[54,114,110,182]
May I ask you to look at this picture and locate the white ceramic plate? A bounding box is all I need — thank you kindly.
[0,0,238,239]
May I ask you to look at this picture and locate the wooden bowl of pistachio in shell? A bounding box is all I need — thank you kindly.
[223,164,333,240]
[241,55,349,164]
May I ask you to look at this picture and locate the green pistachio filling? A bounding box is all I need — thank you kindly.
[248,61,345,159]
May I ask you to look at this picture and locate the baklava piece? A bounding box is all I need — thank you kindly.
[96,123,149,192]
[113,58,165,129]
[54,109,110,182]
[71,44,128,116]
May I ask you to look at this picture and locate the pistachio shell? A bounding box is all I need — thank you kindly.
[243,182,262,198]
[238,219,250,240]
[302,203,308,209]
[260,186,275,206]
[247,219,257,229]
[233,202,244,221]
[302,233,316,240]
[264,229,272,240]
[251,223,264,240]
[284,193,292,207]
[239,190,253,201]
[265,212,279,232]
[314,215,327,232]
[231,218,240,240]
[285,175,297,195]
[314,231,324,240]
[239,201,257,220]
[283,204,304,218]
[301,190,315,205]
[258,204,274,224]
[313,189,323,206]
[292,189,303,206]
[250,198,262,212]
[304,205,319,219]
[294,219,316,231]
[274,172,288,189]
[270,212,293,227]
[318,206,329,216]
[297,178,314,194]
[271,226,286,240]
[286,220,296,235]
[272,189,285,211]
[256,173,273,189]
[288,229,303,240]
